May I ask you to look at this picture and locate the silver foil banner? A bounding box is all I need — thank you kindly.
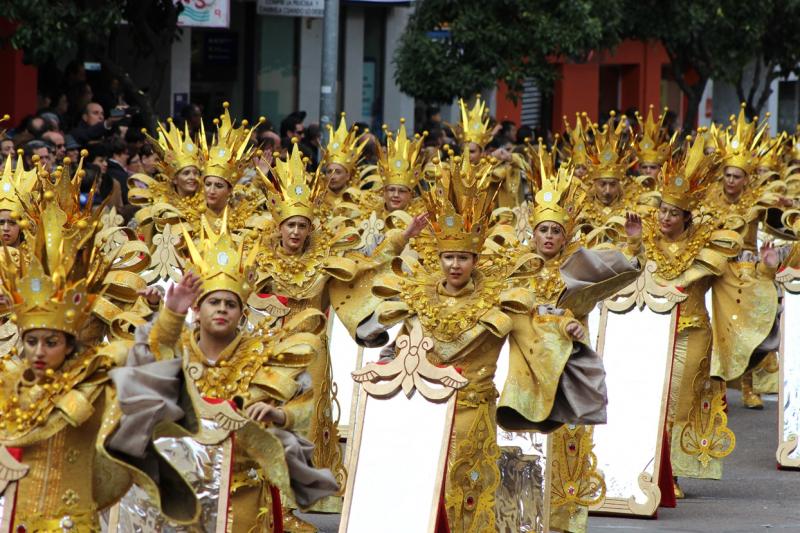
[107,418,232,532]
[496,432,549,533]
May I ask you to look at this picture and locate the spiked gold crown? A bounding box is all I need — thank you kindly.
[456,96,493,148]
[634,106,671,166]
[144,119,202,176]
[181,211,259,304]
[588,111,636,181]
[201,102,262,185]
[259,142,327,224]
[378,120,425,190]
[323,113,367,173]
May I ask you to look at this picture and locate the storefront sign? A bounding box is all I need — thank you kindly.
[177,0,231,28]
[257,0,325,18]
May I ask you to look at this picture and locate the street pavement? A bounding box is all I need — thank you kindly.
[297,390,799,533]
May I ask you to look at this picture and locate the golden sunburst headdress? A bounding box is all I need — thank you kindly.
[558,112,592,167]
[717,103,763,174]
[323,113,367,174]
[377,120,425,190]
[587,111,636,181]
[456,96,493,148]
[0,151,37,215]
[181,210,259,304]
[201,102,262,185]
[143,119,202,176]
[634,106,671,166]
[0,158,117,336]
[423,155,495,254]
[660,135,720,211]
[259,142,326,224]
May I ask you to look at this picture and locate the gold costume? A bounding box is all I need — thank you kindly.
[0,162,197,531]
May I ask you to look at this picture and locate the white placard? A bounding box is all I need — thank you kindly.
[257,0,324,18]
[177,0,231,28]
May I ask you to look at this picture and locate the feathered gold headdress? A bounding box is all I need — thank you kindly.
[0,158,116,336]
[661,135,720,211]
[531,156,585,233]
[423,155,495,254]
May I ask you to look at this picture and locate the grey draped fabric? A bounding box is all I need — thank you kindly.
[270,428,339,508]
[107,317,186,458]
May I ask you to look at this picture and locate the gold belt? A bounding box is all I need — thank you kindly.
[16,509,99,532]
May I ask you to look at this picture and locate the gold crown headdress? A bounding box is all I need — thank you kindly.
[788,126,800,163]
[587,111,636,181]
[634,106,671,165]
[524,138,557,190]
[660,135,720,211]
[201,102,262,185]
[323,113,367,174]
[0,157,116,336]
[0,151,37,215]
[423,155,495,254]
[181,210,259,304]
[531,155,585,233]
[717,103,763,174]
[143,119,201,176]
[755,125,786,172]
[456,96,493,148]
[558,112,592,167]
[377,120,426,190]
[259,142,326,224]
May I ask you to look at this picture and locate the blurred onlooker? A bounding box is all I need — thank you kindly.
[64,135,82,162]
[179,103,203,139]
[41,131,66,162]
[106,138,130,203]
[516,125,534,144]
[126,151,142,175]
[124,128,146,158]
[69,102,125,146]
[65,81,93,129]
[87,144,109,175]
[499,120,517,143]
[138,143,158,176]
[13,115,48,148]
[24,140,55,171]
[420,106,443,134]
[304,123,322,169]
[280,111,306,140]
[0,138,15,158]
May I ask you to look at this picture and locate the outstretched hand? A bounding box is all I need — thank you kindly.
[566,321,585,341]
[165,272,203,315]
[137,285,164,307]
[760,241,779,269]
[246,401,287,426]
[624,212,642,238]
[403,213,430,241]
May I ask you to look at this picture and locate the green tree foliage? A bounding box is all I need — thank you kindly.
[0,0,182,130]
[394,0,623,105]
[622,0,800,127]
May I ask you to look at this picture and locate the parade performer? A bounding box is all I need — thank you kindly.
[522,158,645,532]
[455,96,526,208]
[646,135,779,494]
[129,118,205,244]
[574,113,658,247]
[253,143,424,530]
[353,154,607,532]
[144,213,339,532]
[0,162,200,531]
[344,121,427,255]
